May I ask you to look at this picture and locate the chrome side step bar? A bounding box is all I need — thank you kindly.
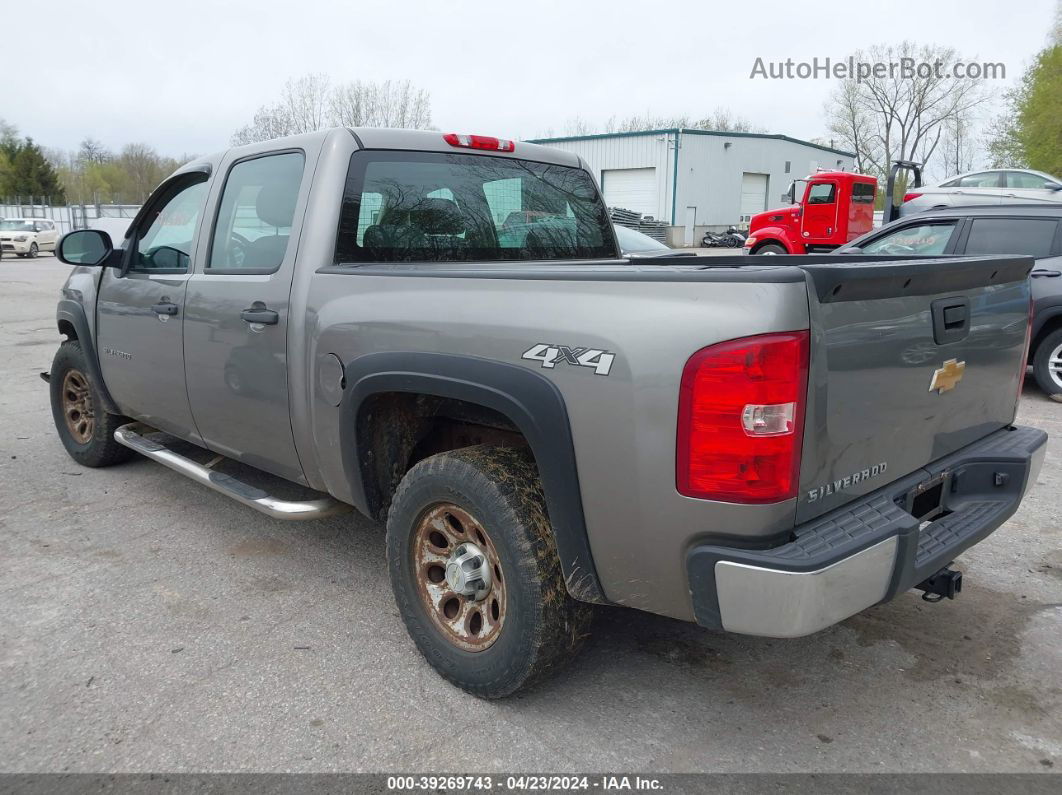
[114,423,350,521]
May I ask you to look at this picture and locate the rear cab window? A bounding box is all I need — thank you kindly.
[334,151,616,263]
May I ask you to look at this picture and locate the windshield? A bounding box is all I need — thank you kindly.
[0,220,34,231]
[613,224,669,253]
[334,151,617,263]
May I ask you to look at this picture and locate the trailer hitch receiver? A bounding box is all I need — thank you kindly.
[916,567,963,603]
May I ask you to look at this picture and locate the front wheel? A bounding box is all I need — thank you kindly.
[1032,328,1062,400]
[49,340,135,467]
[753,243,787,255]
[386,445,592,698]
[28,242,38,258]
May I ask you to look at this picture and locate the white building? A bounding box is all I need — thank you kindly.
[528,128,856,246]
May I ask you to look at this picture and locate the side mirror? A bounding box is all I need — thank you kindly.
[56,229,114,267]
[844,245,863,254]
[1047,183,1062,192]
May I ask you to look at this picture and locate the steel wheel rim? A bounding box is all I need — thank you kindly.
[62,369,94,444]
[1048,342,1062,390]
[411,503,507,651]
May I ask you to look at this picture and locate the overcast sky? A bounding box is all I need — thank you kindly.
[4,0,1055,159]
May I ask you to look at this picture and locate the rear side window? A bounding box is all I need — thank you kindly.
[964,218,1058,258]
[334,151,616,263]
[208,151,305,272]
[851,182,875,203]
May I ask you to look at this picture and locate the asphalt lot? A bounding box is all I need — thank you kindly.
[1,256,1060,774]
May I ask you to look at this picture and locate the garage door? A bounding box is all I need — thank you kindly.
[740,173,769,221]
[602,168,658,218]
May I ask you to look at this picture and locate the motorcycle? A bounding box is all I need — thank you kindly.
[701,226,748,248]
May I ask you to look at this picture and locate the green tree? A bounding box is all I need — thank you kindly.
[2,138,66,203]
[1016,45,1062,175]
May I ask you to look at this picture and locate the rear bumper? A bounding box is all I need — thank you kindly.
[687,425,1047,637]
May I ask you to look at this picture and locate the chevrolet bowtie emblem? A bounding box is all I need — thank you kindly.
[929,358,966,394]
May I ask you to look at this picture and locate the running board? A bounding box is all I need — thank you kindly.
[113,423,350,521]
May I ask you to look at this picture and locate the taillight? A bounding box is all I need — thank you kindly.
[902,192,923,202]
[677,331,810,503]
[443,133,515,152]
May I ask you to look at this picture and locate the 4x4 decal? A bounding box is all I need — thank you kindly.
[521,343,616,376]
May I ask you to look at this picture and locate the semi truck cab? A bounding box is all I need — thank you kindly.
[745,170,878,255]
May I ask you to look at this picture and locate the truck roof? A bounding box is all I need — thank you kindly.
[190,127,583,172]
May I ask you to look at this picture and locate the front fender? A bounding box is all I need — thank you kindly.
[749,226,804,254]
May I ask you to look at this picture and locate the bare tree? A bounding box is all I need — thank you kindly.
[233,75,432,145]
[824,42,989,179]
[559,108,763,137]
[939,108,978,176]
[330,79,432,129]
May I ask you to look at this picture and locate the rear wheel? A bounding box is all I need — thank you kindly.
[49,340,135,467]
[1032,328,1062,400]
[753,243,786,255]
[386,445,592,698]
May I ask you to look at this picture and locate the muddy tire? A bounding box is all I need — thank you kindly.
[386,445,592,698]
[1032,328,1062,399]
[49,340,135,467]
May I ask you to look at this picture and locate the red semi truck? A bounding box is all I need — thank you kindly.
[744,161,923,255]
[744,170,878,255]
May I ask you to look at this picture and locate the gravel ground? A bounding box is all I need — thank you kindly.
[1,257,1060,774]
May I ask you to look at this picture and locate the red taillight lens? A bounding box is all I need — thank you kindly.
[677,331,810,503]
[902,192,923,202]
[443,133,515,152]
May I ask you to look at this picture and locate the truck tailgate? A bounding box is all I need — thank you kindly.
[795,256,1033,522]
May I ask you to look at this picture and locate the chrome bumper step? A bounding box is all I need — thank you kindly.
[113,423,350,521]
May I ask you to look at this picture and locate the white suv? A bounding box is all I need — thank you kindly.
[0,218,60,258]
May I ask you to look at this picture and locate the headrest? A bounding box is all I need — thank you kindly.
[406,198,465,235]
[256,182,298,228]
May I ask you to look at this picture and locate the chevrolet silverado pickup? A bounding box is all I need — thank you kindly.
[47,127,1046,698]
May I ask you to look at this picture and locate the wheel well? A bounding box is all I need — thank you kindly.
[1031,314,1062,362]
[357,392,528,522]
[751,239,786,254]
[58,319,77,340]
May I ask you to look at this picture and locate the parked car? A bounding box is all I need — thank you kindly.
[900,169,1062,216]
[837,204,1062,399]
[0,218,60,257]
[612,224,683,257]
[46,127,1044,697]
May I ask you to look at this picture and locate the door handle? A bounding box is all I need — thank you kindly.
[151,301,179,316]
[240,302,279,325]
[1031,269,1061,278]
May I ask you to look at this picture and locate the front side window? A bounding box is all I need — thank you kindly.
[861,222,957,255]
[806,183,836,204]
[964,218,1058,257]
[334,151,615,263]
[133,177,209,271]
[209,151,305,272]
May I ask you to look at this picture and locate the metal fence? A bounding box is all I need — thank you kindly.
[0,202,141,236]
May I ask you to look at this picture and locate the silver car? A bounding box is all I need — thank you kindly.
[900,168,1062,216]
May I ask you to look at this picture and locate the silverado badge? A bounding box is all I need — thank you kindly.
[929,359,966,394]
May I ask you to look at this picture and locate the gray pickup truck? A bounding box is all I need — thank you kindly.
[47,127,1046,698]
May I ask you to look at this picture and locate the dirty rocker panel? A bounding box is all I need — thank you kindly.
[339,351,606,604]
[687,425,1047,636]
